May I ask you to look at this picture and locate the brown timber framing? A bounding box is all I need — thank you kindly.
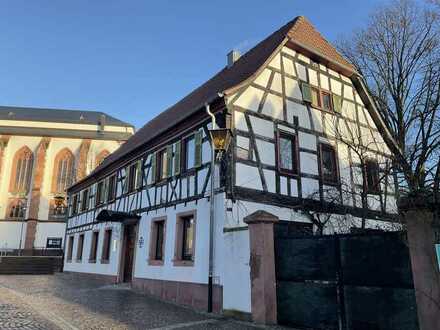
[226,46,397,219]
[66,107,221,229]
[68,97,226,193]
[67,24,402,233]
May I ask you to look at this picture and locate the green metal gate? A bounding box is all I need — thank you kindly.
[274,225,419,330]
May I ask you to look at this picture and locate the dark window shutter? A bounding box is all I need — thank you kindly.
[123,167,129,194]
[194,131,202,168]
[174,141,181,176]
[166,145,173,178]
[301,82,313,103]
[150,153,157,184]
[136,159,143,189]
[332,94,343,113]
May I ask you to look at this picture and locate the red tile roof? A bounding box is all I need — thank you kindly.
[287,16,356,71]
[69,16,356,190]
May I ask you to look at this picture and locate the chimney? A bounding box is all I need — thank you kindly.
[98,114,106,132]
[227,50,241,68]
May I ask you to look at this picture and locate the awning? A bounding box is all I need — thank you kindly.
[96,210,141,224]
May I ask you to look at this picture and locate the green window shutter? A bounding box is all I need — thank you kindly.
[332,94,343,114]
[150,153,157,184]
[194,131,202,168]
[136,160,143,189]
[123,167,129,194]
[174,141,181,176]
[166,145,173,178]
[301,82,313,103]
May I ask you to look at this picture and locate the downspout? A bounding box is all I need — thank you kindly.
[206,102,216,313]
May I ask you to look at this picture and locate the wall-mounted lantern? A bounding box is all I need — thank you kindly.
[209,128,233,152]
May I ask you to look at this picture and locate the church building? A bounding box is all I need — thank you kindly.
[0,106,134,252]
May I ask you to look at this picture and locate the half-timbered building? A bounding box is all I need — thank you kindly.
[64,16,399,319]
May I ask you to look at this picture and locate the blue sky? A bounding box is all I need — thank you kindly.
[0,0,386,129]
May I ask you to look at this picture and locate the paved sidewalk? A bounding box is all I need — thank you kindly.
[0,274,285,330]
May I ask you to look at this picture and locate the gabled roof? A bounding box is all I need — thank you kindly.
[0,105,133,127]
[287,16,355,72]
[69,15,365,191]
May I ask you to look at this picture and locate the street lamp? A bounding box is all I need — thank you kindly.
[209,128,233,153]
[207,124,233,313]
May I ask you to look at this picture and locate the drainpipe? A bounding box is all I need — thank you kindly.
[206,102,216,313]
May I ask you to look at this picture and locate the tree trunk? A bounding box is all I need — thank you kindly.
[404,209,440,330]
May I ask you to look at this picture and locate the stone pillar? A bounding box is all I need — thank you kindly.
[244,210,278,325]
[76,139,91,181]
[399,194,440,330]
[25,137,50,249]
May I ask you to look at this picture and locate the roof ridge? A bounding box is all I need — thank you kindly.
[69,15,355,190]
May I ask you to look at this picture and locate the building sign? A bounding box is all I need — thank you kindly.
[138,236,144,248]
[46,237,62,249]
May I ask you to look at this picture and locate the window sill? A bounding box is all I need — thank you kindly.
[148,259,164,266]
[279,169,299,178]
[88,259,96,264]
[172,259,194,267]
[100,259,110,264]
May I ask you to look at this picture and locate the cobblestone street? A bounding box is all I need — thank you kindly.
[0,274,283,330]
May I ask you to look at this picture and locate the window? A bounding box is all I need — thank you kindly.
[182,216,194,261]
[311,87,321,108]
[277,131,298,175]
[49,199,67,219]
[149,218,166,265]
[95,181,104,206]
[101,229,112,263]
[107,175,117,201]
[174,212,196,266]
[365,159,380,194]
[157,148,168,181]
[322,92,332,111]
[183,136,196,171]
[320,144,339,184]
[52,148,75,193]
[127,163,137,192]
[67,236,74,262]
[7,199,26,219]
[125,160,142,193]
[71,194,79,215]
[95,149,110,168]
[80,189,89,212]
[89,231,99,263]
[76,234,84,262]
[10,146,33,193]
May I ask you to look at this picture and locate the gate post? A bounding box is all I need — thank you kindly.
[244,210,278,325]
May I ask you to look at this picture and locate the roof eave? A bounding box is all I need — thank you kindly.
[351,75,403,158]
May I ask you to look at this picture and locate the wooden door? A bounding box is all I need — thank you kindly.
[123,225,136,282]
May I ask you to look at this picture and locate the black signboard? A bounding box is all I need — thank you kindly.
[46,237,62,249]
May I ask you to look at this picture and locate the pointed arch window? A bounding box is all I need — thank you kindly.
[95,150,110,168]
[9,147,34,194]
[52,149,75,193]
[6,198,26,219]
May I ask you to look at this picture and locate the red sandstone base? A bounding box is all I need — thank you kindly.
[132,277,223,313]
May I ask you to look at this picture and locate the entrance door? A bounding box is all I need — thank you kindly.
[122,224,136,282]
